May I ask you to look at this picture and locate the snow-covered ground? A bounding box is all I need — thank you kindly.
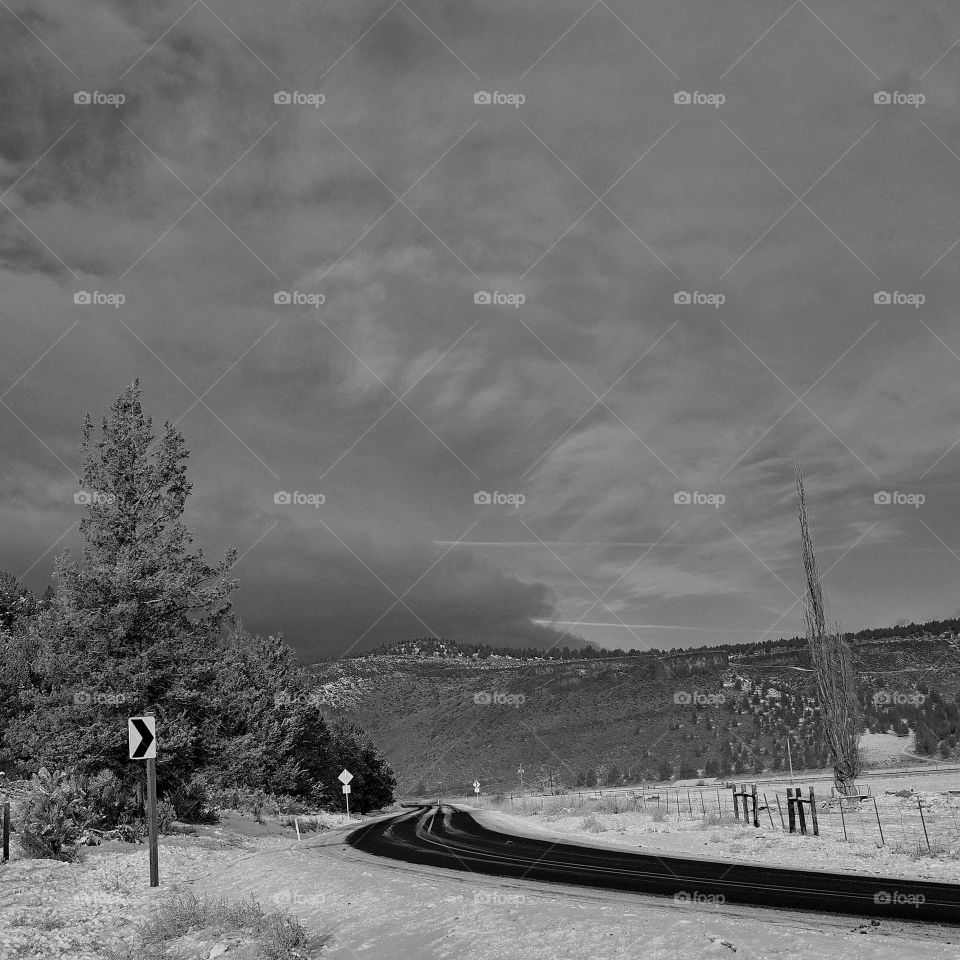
[478,802,960,884]
[479,773,960,882]
[2,809,959,960]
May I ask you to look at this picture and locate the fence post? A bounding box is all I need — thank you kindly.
[2,801,8,862]
[763,793,775,829]
[839,796,847,841]
[717,789,722,820]
[751,785,760,828]
[918,799,930,851]
[787,789,796,833]
[732,785,740,821]
[700,790,706,817]
[775,793,785,831]
[808,787,819,837]
[687,790,693,817]
[873,797,885,846]
[741,784,750,822]
[796,790,807,835]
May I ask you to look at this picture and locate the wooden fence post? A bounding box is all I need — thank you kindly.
[2,801,8,862]
[917,799,929,851]
[731,785,739,821]
[787,788,796,833]
[808,787,819,837]
[873,797,885,846]
[796,789,807,835]
[751,785,760,828]
[775,793,785,831]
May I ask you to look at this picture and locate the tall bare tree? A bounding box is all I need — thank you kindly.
[795,462,862,794]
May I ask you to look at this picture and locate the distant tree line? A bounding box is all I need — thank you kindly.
[350,617,960,666]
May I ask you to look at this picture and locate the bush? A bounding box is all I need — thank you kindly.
[17,767,89,861]
[106,891,320,960]
[580,813,606,833]
[166,776,217,824]
[81,769,142,831]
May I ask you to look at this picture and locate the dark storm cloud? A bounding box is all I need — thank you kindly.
[4,0,960,658]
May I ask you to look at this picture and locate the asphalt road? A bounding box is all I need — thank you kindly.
[346,804,960,924]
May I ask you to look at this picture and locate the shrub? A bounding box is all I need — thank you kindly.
[156,798,178,834]
[106,891,320,960]
[17,767,89,861]
[580,813,606,833]
[167,776,217,824]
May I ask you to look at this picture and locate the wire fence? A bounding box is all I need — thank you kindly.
[485,782,960,852]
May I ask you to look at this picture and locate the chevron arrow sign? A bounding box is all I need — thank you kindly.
[128,716,157,760]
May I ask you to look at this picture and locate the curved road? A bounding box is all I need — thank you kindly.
[346,804,960,924]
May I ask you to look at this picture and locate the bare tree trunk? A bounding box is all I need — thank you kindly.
[795,462,862,795]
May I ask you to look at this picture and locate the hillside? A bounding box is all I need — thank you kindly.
[310,633,960,795]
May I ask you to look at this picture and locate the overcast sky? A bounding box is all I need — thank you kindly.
[3,1,960,661]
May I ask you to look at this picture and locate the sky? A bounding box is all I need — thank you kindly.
[3,0,960,662]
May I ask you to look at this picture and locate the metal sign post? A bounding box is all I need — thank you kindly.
[474,779,480,805]
[128,716,158,887]
[339,769,354,818]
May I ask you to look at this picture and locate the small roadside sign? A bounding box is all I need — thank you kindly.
[128,716,158,888]
[340,769,354,818]
[128,716,156,759]
[474,780,480,793]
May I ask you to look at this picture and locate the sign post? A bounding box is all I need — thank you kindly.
[128,716,158,887]
[339,769,353,819]
[474,780,480,805]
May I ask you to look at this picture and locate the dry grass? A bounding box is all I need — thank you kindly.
[105,891,322,960]
[580,814,607,833]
